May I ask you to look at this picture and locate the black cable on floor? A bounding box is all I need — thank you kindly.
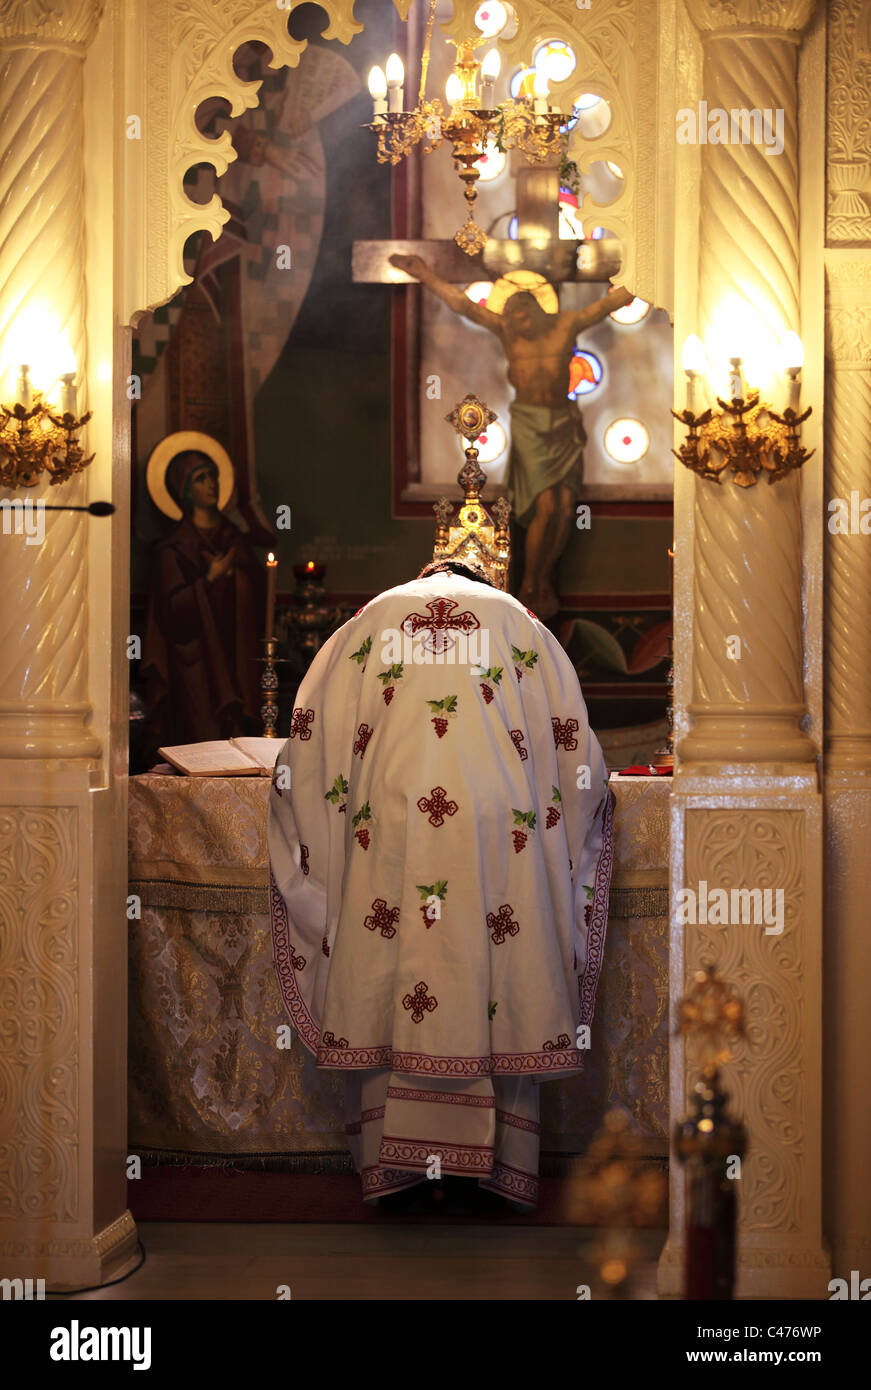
[45,1239,146,1297]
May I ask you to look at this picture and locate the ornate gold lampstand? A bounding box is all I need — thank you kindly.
[675,965,747,1301]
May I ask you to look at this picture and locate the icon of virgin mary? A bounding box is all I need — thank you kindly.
[142,431,266,751]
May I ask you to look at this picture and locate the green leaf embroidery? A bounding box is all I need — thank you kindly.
[584,884,594,901]
[352,801,372,827]
[416,881,448,900]
[350,636,372,665]
[511,646,538,670]
[426,695,458,714]
[511,808,536,830]
[378,663,404,684]
[324,774,349,803]
[552,786,562,803]
[488,1000,498,1021]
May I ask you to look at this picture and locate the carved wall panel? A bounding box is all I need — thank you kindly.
[825,255,871,761]
[0,807,80,1224]
[685,807,806,1235]
[827,0,871,245]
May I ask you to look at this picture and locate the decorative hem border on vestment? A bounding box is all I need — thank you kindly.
[379,1135,495,1175]
[387,1085,495,1108]
[479,1160,539,1208]
[578,788,615,1026]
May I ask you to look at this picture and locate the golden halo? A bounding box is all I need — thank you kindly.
[487,270,559,315]
[146,431,235,521]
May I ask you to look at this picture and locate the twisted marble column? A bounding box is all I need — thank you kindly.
[0,1,103,758]
[680,0,817,766]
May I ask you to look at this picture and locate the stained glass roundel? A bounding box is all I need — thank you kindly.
[604,418,650,465]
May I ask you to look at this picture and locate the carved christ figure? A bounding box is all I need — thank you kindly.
[389,253,632,620]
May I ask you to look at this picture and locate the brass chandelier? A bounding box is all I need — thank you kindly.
[365,0,564,254]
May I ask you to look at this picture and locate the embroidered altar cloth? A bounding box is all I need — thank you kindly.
[268,574,614,1204]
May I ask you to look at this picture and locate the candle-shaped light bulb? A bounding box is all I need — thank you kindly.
[368,65,388,117]
[59,374,77,416]
[681,334,706,413]
[533,70,549,114]
[781,332,803,412]
[480,47,501,108]
[445,72,463,107]
[728,356,745,401]
[16,364,33,410]
[385,52,404,112]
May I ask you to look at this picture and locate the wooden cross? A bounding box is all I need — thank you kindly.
[352,154,621,291]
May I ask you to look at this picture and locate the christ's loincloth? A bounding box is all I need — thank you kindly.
[507,402,586,528]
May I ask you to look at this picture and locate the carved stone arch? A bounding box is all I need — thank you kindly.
[126,0,379,322]
[168,1,372,308]
[126,0,670,325]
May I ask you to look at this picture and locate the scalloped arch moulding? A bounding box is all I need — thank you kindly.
[126,0,667,325]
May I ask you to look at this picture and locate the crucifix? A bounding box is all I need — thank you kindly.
[352,156,631,621]
[351,153,621,289]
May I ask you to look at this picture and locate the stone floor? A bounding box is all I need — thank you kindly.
[58,1223,667,1301]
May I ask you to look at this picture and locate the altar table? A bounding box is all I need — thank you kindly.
[128,772,670,1166]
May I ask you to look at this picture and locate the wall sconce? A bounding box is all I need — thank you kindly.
[1,312,93,491]
[672,332,812,488]
[0,360,93,490]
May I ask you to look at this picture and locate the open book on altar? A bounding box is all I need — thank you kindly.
[157,737,280,777]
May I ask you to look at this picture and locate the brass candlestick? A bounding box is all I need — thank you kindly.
[260,637,279,738]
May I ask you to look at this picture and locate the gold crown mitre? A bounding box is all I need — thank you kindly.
[434,395,511,590]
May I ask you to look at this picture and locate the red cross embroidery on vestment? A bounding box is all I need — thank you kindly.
[509,729,528,761]
[299,844,310,875]
[290,706,315,740]
[487,904,520,944]
[402,981,438,1023]
[353,723,373,757]
[543,1034,572,1050]
[417,786,459,827]
[364,898,400,939]
[401,597,480,655]
[321,1031,349,1048]
[552,717,579,750]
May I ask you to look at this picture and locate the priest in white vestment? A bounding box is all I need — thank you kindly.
[268,563,614,1207]
[269,404,613,1206]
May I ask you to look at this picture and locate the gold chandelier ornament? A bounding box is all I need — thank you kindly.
[434,393,510,589]
[673,332,812,488]
[0,365,93,490]
[365,1,564,255]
